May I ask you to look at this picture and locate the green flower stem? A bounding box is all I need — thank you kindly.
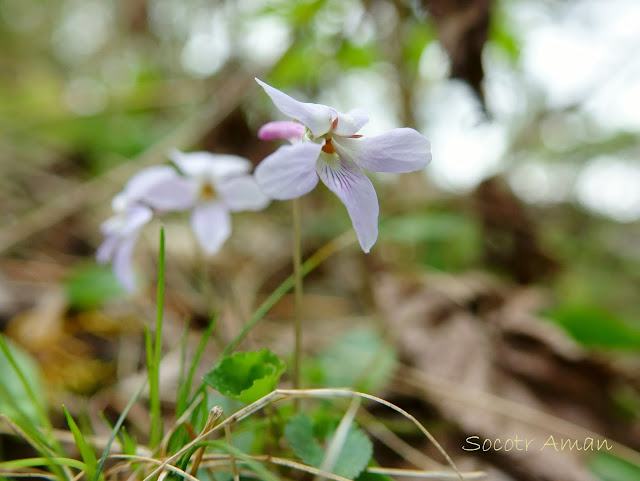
[292,198,303,394]
[223,230,355,357]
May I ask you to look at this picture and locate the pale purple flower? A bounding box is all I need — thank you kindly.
[97,165,193,291]
[98,154,269,291]
[168,150,270,254]
[97,204,152,292]
[253,78,432,252]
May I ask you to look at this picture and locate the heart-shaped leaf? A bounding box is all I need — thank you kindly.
[203,349,285,404]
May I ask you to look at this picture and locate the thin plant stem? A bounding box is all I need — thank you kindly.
[188,406,223,477]
[292,198,303,394]
[316,397,360,481]
[194,236,217,316]
[224,424,239,481]
[143,388,464,481]
[222,228,355,357]
[148,227,165,448]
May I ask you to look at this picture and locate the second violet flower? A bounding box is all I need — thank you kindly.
[253,78,432,253]
[97,151,269,291]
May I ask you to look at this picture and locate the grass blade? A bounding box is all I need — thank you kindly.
[179,314,217,414]
[148,227,166,448]
[223,230,355,356]
[62,405,98,481]
[0,335,54,437]
[0,457,87,471]
[92,381,146,481]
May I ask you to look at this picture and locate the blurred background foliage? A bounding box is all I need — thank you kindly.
[1,0,639,347]
[1,0,640,478]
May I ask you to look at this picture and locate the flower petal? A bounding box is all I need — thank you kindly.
[96,233,119,264]
[122,166,196,211]
[218,175,270,212]
[316,154,379,253]
[97,205,152,290]
[191,202,232,255]
[123,165,174,197]
[254,142,322,200]
[256,78,333,137]
[258,121,306,142]
[169,150,252,181]
[331,108,369,136]
[112,234,139,292]
[121,204,153,237]
[141,177,197,212]
[333,128,432,173]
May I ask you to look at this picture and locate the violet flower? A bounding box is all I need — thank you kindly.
[97,204,152,292]
[168,150,270,255]
[97,165,193,291]
[98,154,269,291]
[253,79,432,252]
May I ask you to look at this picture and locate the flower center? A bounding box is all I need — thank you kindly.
[199,182,217,200]
[321,137,336,154]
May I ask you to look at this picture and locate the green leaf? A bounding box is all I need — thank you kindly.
[306,327,396,392]
[62,405,99,481]
[207,440,281,481]
[285,414,372,479]
[64,264,125,309]
[285,414,325,467]
[545,305,640,350]
[332,426,373,479]
[589,452,640,481]
[203,349,286,404]
[0,336,46,426]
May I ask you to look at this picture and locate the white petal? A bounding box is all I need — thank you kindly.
[169,150,252,180]
[191,202,232,255]
[111,192,128,213]
[112,234,139,292]
[121,166,197,211]
[218,175,270,212]
[254,143,322,200]
[100,214,123,236]
[121,204,153,237]
[316,154,379,253]
[333,128,432,173]
[124,166,175,197]
[140,177,197,211]
[331,108,369,136]
[96,234,119,264]
[100,205,151,239]
[98,206,151,292]
[256,78,334,137]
